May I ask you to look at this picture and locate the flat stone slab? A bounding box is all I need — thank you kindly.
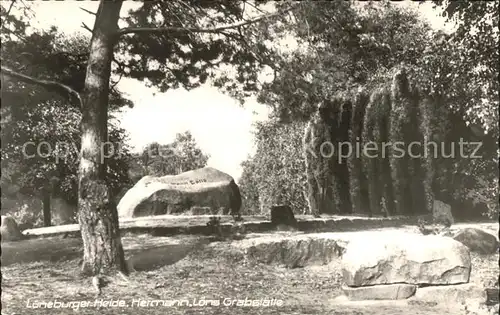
[222,232,352,267]
[342,284,417,300]
[220,230,437,268]
[413,283,487,305]
[237,233,350,267]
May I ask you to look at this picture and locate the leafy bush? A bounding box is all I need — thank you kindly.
[239,120,308,215]
[5,203,43,231]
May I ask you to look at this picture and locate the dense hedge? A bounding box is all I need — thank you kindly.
[240,66,497,220]
[415,92,435,215]
[239,120,309,215]
[327,95,353,214]
[304,68,438,217]
[375,87,396,216]
[348,89,371,215]
[387,69,414,215]
[362,87,388,216]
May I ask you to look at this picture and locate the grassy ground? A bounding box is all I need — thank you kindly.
[1,224,498,315]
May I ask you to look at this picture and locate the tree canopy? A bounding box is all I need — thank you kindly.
[433,0,498,136]
[1,3,131,224]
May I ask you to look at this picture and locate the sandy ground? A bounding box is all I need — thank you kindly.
[1,223,498,315]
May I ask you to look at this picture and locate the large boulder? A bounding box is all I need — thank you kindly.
[117,167,242,218]
[452,228,499,255]
[1,215,24,242]
[341,232,471,286]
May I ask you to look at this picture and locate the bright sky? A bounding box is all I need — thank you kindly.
[22,1,450,182]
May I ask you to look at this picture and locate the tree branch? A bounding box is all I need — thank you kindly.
[1,66,83,109]
[79,6,96,16]
[81,22,93,33]
[1,0,16,29]
[0,27,29,44]
[244,0,269,16]
[168,4,194,35]
[110,73,123,89]
[116,3,299,37]
[112,56,127,69]
[111,56,126,89]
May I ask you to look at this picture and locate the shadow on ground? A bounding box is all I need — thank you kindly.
[1,238,83,266]
[126,238,211,272]
[1,236,212,271]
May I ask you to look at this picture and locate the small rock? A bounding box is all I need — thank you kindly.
[453,228,499,255]
[342,283,417,300]
[433,200,454,227]
[486,288,499,305]
[1,215,24,242]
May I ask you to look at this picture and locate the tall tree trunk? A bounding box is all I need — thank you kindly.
[78,0,127,276]
[42,186,51,227]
